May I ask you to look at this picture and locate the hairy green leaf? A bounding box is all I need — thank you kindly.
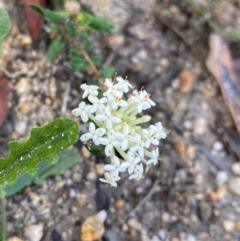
[29,4,69,23]
[0,9,11,53]
[103,67,115,79]
[4,149,81,195]
[0,118,79,185]
[46,37,63,62]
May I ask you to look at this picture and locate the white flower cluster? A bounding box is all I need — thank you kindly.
[72,77,167,187]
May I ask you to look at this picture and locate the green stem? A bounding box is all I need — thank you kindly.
[115,147,127,160]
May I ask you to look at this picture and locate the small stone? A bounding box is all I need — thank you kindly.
[127,218,142,230]
[183,120,192,130]
[185,234,196,241]
[171,238,179,241]
[108,34,125,47]
[24,224,44,241]
[112,199,124,210]
[213,141,223,151]
[228,177,240,196]
[8,237,24,241]
[158,229,167,240]
[72,172,82,182]
[193,118,207,136]
[159,58,169,68]
[234,221,240,231]
[94,164,105,175]
[231,163,240,176]
[179,70,194,93]
[151,235,160,241]
[161,212,171,223]
[185,145,196,159]
[80,211,107,241]
[215,171,229,186]
[70,206,78,214]
[21,36,32,46]
[69,189,77,198]
[81,146,91,158]
[223,220,235,232]
[15,120,28,135]
[86,172,97,181]
[174,139,185,154]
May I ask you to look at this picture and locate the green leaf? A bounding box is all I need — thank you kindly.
[0,118,79,185]
[46,37,63,62]
[70,57,88,71]
[34,148,81,184]
[103,67,115,79]
[78,12,116,33]
[92,55,101,67]
[0,9,11,53]
[29,4,69,23]
[77,12,93,28]
[4,149,81,195]
[89,15,116,33]
[4,172,36,196]
[86,142,105,156]
[81,33,92,50]
[67,18,76,37]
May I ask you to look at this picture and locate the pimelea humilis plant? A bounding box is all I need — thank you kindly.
[72,77,168,187]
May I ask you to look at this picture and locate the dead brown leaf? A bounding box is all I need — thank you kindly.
[21,0,46,42]
[206,33,240,137]
[0,74,12,127]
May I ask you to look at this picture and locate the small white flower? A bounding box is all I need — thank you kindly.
[131,90,156,113]
[99,171,121,187]
[107,95,128,110]
[104,156,125,172]
[81,83,99,98]
[72,102,94,122]
[99,130,120,157]
[115,76,133,93]
[143,128,159,148]
[95,106,121,130]
[88,95,107,112]
[129,134,145,158]
[115,125,137,151]
[146,149,159,165]
[150,122,167,139]
[120,151,141,174]
[129,163,143,180]
[104,78,123,98]
[80,122,106,145]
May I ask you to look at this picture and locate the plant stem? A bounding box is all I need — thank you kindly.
[59,25,105,91]
[0,185,6,241]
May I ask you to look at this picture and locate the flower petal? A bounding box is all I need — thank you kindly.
[81,112,89,122]
[105,144,113,156]
[80,133,92,142]
[95,128,106,136]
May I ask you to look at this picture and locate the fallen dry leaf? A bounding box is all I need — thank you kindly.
[0,74,12,127]
[206,33,240,136]
[21,0,46,42]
